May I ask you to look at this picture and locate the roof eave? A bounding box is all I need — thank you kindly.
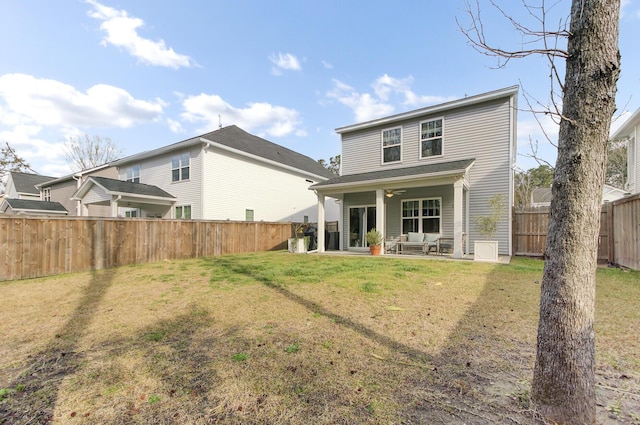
[200,138,331,181]
[336,85,519,134]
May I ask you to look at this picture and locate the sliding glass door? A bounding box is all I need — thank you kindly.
[349,206,376,248]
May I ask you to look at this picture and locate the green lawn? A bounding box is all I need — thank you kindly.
[1,253,638,424]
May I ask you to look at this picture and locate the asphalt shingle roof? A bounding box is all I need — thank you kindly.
[311,158,475,188]
[114,125,335,180]
[200,125,335,179]
[91,176,175,199]
[10,172,57,194]
[4,198,67,212]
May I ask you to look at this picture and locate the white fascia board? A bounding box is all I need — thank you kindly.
[612,107,640,139]
[109,192,176,202]
[313,169,469,194]
[200,138,330,181]
[336,85,519,134]
[37,163,113,188]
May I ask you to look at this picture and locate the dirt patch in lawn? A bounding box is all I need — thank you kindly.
[1,253,638,424]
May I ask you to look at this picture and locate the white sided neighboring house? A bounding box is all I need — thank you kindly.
[72,125,340,223]
[531,184,629,208]
[611,107,640,195]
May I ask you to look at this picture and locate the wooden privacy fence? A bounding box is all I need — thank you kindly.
[0,217,293,281]
[513,193,640,270]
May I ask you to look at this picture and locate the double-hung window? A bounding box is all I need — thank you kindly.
[42,188,51,202]
[382,127,402,164]
[401,198,441,234]
[126,165,140,183]
[420,118,443,158]
[175,205,192,219]
[171,153,190,182]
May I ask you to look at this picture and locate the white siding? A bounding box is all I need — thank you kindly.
[118,146,203,219]
[201,147,332,222]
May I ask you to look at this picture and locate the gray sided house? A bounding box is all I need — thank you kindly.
[37,163,118,216]
[311,86,518,258]
[74,125,338,222]
[1,172,67,216]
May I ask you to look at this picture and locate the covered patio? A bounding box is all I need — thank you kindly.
[71,176,176,218]
[311,159,475,259]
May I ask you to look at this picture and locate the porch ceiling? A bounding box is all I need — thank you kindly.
[310,158,475,196]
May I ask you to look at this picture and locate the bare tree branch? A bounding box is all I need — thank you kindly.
[64,134,123,171]
[456,0,569,69]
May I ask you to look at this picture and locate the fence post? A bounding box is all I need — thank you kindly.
[606,201,614,265]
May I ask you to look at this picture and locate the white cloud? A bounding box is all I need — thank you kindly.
[0,127,70,176]
[321,60,333,70]
[0,73,166,176]
[180,93,304,138]
[516,112,559,169]
[0,73,164,130]
[167,118,184,133]
[326,79,394,122]
[87,0,194,69]
[373,74,453,106]
[270,53,302,75]
[326,75,454,123]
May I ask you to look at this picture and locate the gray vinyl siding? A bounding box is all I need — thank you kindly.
[47,167,117,216]
[117,146,203,219]
[342,185,455,249]
[340,97,513,255]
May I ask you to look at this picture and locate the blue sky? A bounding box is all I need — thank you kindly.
[1,0,639,178]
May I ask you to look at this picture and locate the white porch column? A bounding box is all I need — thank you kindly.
[111,196,120,218]
[453,179,464,258]
[375,189,385,255]
[316,193,326,253]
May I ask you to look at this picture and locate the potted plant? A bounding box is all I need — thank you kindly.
[365,228,384,256]
[288,223,307,254]
[472,194,505,262]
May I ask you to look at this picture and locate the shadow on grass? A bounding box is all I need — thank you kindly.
[399,260,544,424]
[78,305,222,423]
[210,257,432,362]
[0,269,117,424]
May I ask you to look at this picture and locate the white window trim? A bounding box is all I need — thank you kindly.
[419,117,445,160]
[175,204,192,219]
[171,153,191,183]
[381,126,402,165]
[42,187,51,202]
[401,197,442,234]
[126,164,141,183]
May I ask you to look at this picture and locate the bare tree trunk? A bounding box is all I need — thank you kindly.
[532,1,620,423]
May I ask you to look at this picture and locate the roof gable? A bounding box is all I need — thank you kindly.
[336,85,519,134]
[113,125,334,180]
[9,172,57,194]
[200,125,334,179]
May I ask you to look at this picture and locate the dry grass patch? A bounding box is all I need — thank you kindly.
[0,253,638,424]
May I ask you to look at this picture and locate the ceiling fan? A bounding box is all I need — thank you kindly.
[385,189,406,198]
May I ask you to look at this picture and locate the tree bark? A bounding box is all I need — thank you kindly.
[532,1,620,423]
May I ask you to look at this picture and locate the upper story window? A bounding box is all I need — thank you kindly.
[126,165,140,183]
[420,118,443,158]
[382,127,402,164]
[172,153,190,182]
[42,188,51,202]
